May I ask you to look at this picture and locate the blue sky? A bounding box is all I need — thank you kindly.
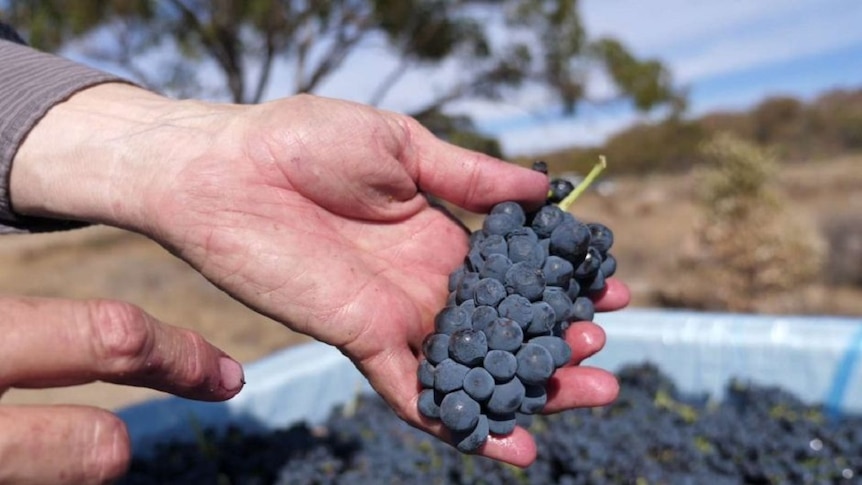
[306,0,862,156]
[55,0,862,157]
[474,0,862,155]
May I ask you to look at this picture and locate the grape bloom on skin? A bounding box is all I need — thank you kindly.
[417,159,617,452]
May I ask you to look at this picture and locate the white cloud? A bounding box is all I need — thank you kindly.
[581,0,862,83]
[582,0,816,54]
[261,0,861,156]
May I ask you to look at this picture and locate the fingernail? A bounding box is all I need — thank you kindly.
[219,357,245,393]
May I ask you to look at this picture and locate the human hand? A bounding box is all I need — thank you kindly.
[0,296,244,484]
[12,85,630,467]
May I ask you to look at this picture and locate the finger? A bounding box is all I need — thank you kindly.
[0,297,244,401]
[403,119,549,213]
[543,366,620,414]
[593,278,631,312]
[564,321,607,365]
[0,405,131,484]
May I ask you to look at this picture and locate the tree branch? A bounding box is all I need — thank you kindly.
[297,8,375,94]
[165,0,244,102]
[367,57,411,107]
[251,27,276,104]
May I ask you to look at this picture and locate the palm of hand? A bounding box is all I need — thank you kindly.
[152,97,479,417]
[148,95,619,466]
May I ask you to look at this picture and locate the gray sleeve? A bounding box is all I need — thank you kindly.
[0,38,133,234]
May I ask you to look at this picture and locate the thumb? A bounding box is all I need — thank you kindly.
[400,118,549,212]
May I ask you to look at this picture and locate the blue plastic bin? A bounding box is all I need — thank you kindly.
[118,308,862,455]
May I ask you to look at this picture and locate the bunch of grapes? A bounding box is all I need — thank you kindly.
[417,159,617,452]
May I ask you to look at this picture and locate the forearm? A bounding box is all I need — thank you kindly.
[10,80,226,235]
[0,40,128,233]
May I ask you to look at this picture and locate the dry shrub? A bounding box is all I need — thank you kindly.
[659,133,827,312]
[821,212,862,286]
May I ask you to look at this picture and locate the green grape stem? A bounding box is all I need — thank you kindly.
[558,156,607,212]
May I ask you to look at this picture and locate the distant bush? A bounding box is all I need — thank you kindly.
[659,134,827,312]
[526,87,862,174]
[600,119,706,174]
[822,213,862,286]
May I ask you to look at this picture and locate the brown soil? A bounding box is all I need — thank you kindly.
[2,155,860,411]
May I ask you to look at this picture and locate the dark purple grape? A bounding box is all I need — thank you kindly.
[466,248,484,272]
[520,385,548,414]
[542,287,573,324]
[504,262,545,302]
[574,247,602,280]
[484,318,523,353]
[483,349,518,382]
[565,278,581,302]
[458,299,476,316]
[539,238,550,259]
[434,306,470,335]
[487,378,526,414]
[600,253,617,278]
[507,235,545,268]
[478,234,508,258]
[418,359,435,388]
[515,343,555,385]
[584,269,606,297]
[543,255,575,287]
[473,278,507,307]
[490,201,526,227]
[531,160,548,174]
[496,294,533,329]
[588,222,614,254]
[570,296,595,322]
[448,265,466,292]
[448,329,488,367]
[463,367,495,402]
[453,414,489,453]
[483,213,520,236]
[531,205,566,237]
[422,333,450,365]
[434,359,470,393]
[548,178,574,203]
[458,300,476,318]
[526,301,555,336]
[455,272,481,305]
[468,230,485,247]
[549,221,591,265]
[487,411,517,435]
[478,253,512,282]
[470,306,498,332]
[440,390,481,432]
[506,226,538,244]
[530,335,572,368]
[418,388,441,419]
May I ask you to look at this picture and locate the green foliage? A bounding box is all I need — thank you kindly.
[538,86,862,175]
[592,38,681,113]
[1,0,683,155]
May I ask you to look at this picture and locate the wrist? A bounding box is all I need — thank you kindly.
[10,83,220,233]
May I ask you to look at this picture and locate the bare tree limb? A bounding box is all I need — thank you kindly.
[367,57,411,107]
[251,26,276,104]
[297,7,375,94]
